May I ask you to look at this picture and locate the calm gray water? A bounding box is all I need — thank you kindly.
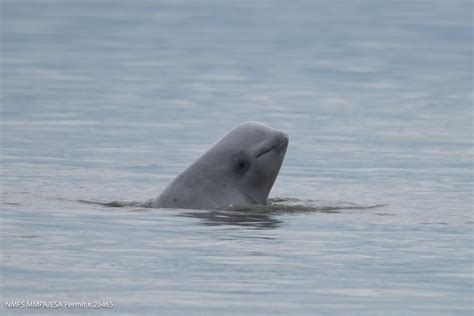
[1,0,473,315]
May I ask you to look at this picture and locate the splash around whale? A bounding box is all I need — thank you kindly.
[152,121,289,210]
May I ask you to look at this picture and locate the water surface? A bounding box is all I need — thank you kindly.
[1,0,473,315]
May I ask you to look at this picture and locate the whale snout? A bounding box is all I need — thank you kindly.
[273,133,288,152]
[256,131,289,159]
[272,128,289,149]
[278,132,289,147]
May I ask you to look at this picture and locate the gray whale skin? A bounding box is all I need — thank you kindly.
[152,121,288,210]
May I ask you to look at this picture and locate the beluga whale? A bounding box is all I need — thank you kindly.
[153,121,288,210]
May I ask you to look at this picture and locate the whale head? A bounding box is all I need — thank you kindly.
[153,121,288,209]
[212,121,288,205]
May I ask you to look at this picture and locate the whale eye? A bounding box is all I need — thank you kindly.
[233,153,250,175]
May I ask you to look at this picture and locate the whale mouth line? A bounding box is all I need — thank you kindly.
[256,137,288,159]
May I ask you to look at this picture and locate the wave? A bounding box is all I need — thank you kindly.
[77,197,387,213]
